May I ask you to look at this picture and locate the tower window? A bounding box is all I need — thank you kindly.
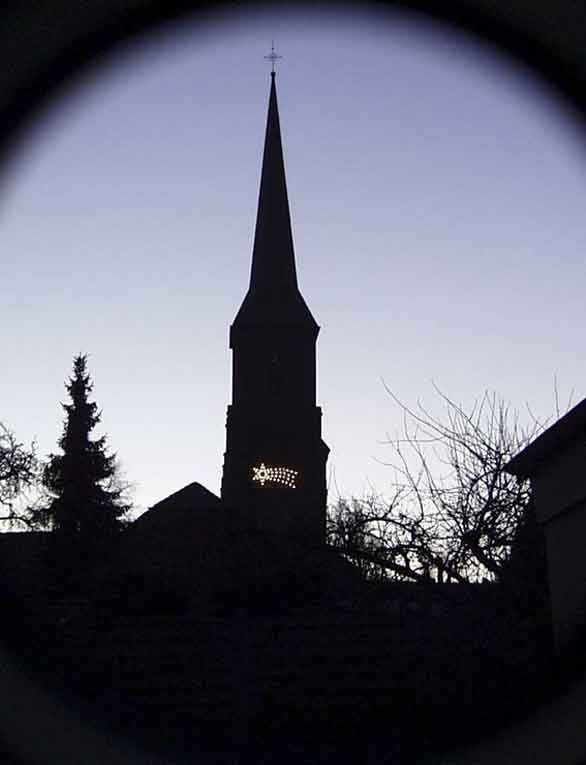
[268,352,283,395]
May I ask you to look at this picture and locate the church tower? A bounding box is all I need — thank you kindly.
[221,72,329,546]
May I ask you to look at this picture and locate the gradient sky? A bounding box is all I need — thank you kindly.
[3,5,586,519]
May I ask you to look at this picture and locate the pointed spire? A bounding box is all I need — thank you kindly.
[249,72,298,294]
[231,74,318,335]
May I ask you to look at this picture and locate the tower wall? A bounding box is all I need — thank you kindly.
[222,401,328,545]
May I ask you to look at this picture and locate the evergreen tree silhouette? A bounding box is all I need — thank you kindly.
[43,355,130,558]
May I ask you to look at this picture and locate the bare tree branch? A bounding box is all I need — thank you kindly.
[0,423,42,530]
[328,388,546,584]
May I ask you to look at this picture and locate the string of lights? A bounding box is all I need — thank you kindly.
[252,463,299,489]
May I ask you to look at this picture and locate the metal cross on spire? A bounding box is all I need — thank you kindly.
[264,41,282,75]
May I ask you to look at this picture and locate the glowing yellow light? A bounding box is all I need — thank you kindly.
[252,463,299,489]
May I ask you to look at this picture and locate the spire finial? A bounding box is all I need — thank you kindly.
[264,41,282,75]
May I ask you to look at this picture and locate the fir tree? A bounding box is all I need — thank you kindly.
[43,354,130,548]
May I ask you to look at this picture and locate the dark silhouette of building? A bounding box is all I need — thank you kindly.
[221,72,329,546]
[506,395,586,651]
[115,73,335,591]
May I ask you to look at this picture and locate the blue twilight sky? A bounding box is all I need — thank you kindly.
[3,5,586,518]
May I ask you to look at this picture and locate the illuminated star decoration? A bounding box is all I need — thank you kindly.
[252,463,298,488]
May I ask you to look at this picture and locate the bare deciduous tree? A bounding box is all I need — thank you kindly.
[0,423,40,529]
[328,388,545,585]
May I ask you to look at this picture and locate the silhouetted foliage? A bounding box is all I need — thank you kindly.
[328,388,545,586]
[39,355,131,551]
[326,496,393,583]
[0,423,39,529]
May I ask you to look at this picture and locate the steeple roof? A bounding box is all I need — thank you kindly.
[231,73,318,336]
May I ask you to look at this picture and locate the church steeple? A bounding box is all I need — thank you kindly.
[250,72,297,293]
[231,73,318,336]
[222,73,329,547]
